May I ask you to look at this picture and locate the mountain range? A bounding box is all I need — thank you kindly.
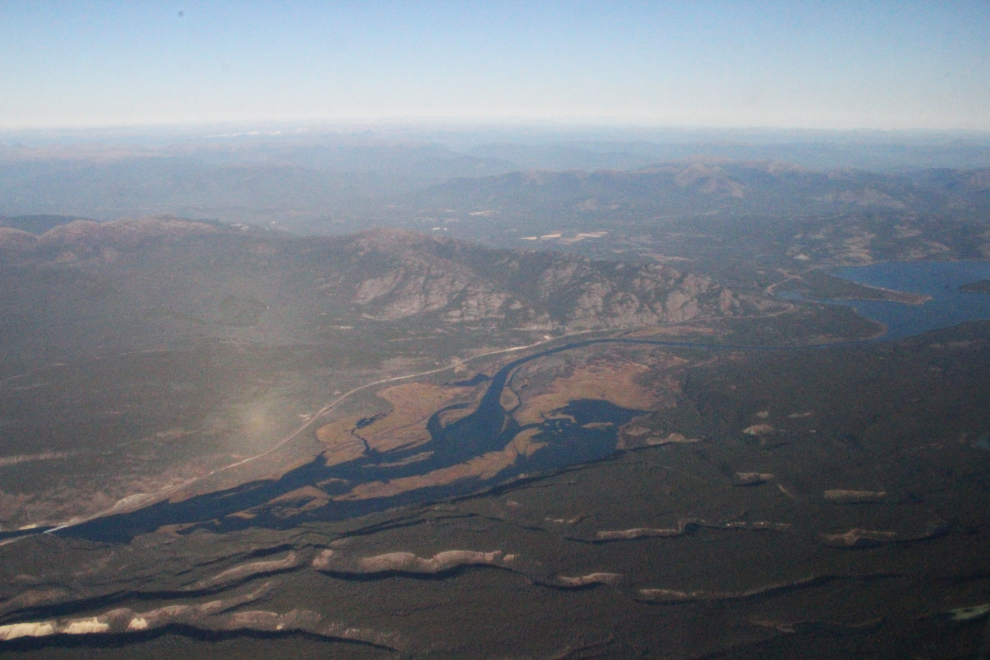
[0,218,775,374]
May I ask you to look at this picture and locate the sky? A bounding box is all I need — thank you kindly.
[1,1,989,131]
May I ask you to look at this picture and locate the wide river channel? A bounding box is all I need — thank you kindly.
[6,260,988,543]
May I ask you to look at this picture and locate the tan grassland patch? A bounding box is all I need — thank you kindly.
[508,427,548,458]
[513,360,665,426]
[248,486,331,519]
[499,386,520,410]
[435,407,474,427]
[267,486,331,509]
[336,427,547,501]
[315,382,479,460]
[617,430,699,450]
[314,419,367,467]
[363,382,478,453]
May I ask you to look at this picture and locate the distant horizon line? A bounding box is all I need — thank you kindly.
[2,118,990,137]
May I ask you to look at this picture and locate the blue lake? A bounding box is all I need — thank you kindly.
[828,260,990,341]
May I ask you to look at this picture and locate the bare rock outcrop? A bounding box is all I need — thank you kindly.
[592,518,790,542]
[322,228,777,330]
[0,583,401,649]
[188,552,299,590]
[313,548,511,576]
[637,575,825,603]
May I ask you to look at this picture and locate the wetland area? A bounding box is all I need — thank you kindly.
[1,222,989,660]
[22,260,990,546]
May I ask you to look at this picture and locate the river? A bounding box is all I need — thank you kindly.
[7,260,988,543]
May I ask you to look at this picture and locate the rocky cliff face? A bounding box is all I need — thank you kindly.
[0,221,776,369]
[315,228,770,330]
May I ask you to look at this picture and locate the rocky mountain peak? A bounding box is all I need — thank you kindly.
[315,230,779,328]
[346,227,448,255]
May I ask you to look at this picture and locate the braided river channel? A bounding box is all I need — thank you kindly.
[7,259,989,544]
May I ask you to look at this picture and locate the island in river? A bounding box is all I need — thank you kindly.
[961,279,990,294]
[1,220,989,659]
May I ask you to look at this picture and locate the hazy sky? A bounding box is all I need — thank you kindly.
[1,1,988,130]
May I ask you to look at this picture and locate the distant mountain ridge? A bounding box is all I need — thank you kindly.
[4,130,990,233]
[401,160,990,222]
[315,228,771,328]
[0,221,777,370]
[0,214,91,235]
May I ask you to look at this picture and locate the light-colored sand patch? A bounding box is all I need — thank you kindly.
[0,622,56,641]
[62,618,109,634]
[312,549,335,569]
[0,583,400,649]
[126,617,149,631]
[109,492,158,513]
[555,572,623,587]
